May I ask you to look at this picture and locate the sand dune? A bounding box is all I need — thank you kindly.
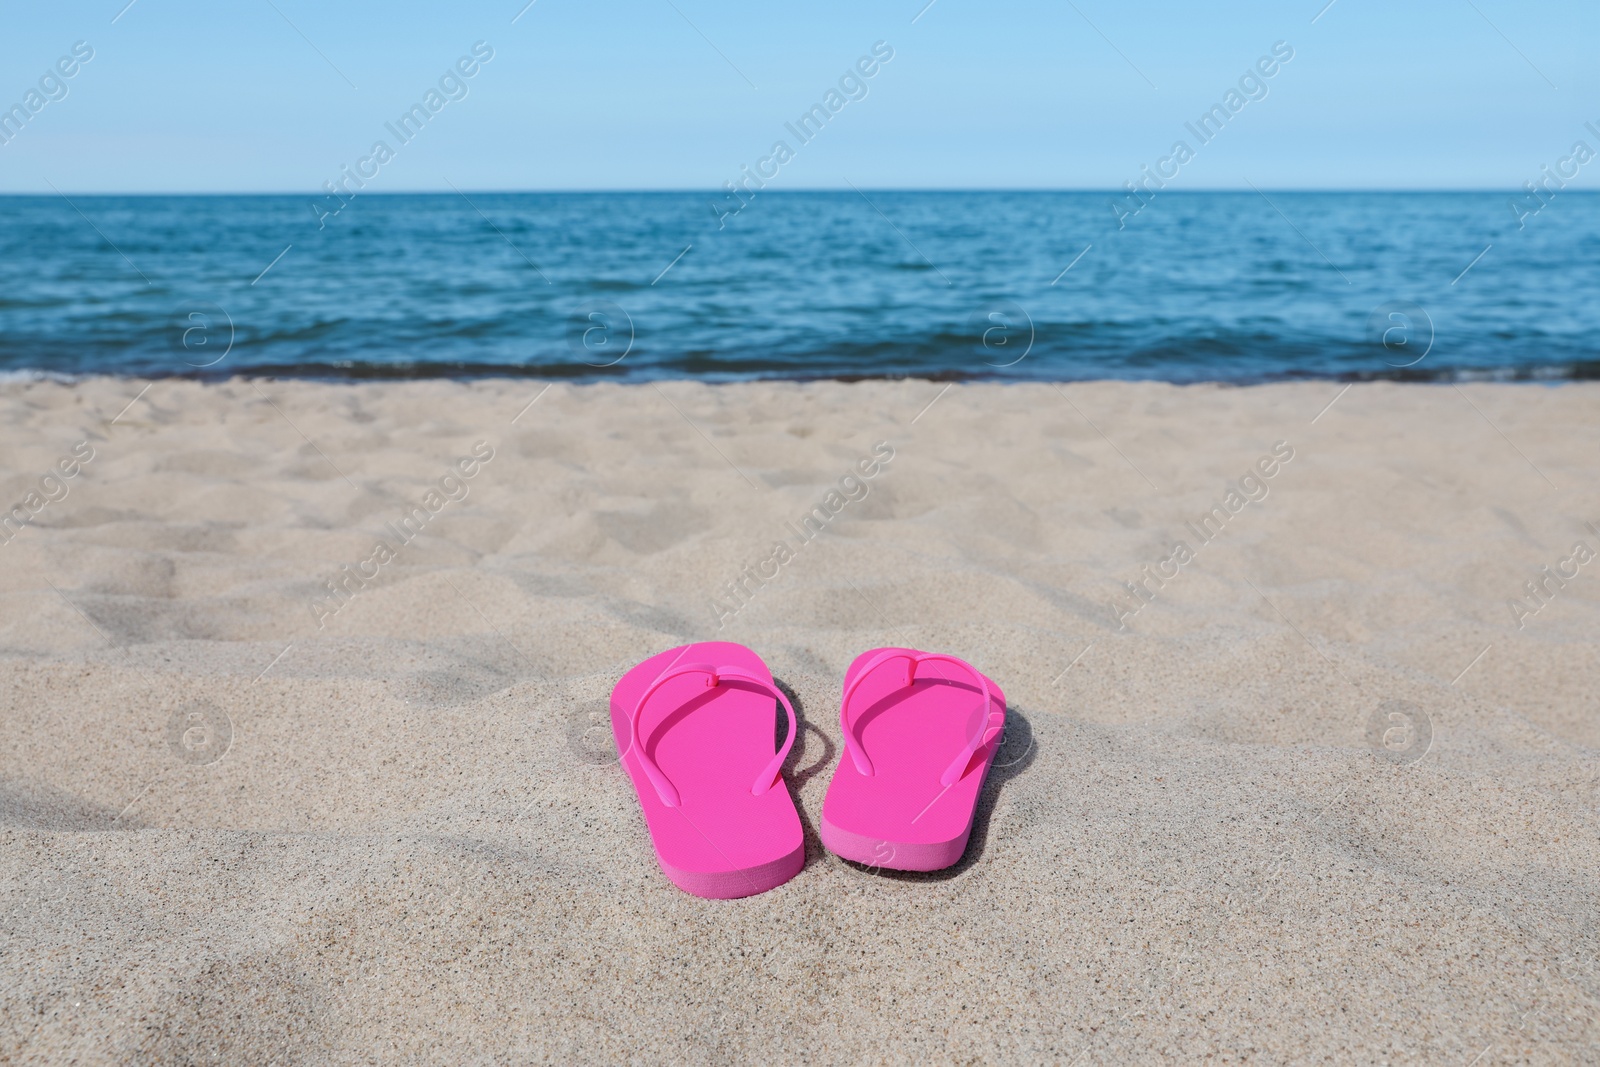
[2,376,1597,1062]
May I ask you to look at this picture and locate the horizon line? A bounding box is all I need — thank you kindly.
[0,186,1574,197]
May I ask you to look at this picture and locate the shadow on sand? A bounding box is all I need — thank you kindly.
[772,677,836,870]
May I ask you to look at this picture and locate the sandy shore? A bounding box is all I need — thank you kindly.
[1,376,1597,1063]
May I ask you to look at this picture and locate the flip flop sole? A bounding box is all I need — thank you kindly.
[610,642,804,899]
[820,647,1005,872]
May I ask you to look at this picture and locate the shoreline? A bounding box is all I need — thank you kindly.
[3,364,1599,386]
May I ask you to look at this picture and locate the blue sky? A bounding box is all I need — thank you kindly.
[0,0,1593,192]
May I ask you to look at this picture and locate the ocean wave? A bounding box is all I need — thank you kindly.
[1,191,1596,383]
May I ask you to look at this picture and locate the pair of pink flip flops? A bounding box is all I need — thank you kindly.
[609,641,1007,899]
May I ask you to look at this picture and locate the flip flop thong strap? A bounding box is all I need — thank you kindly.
[625,662,797,808]
[839,650,1001,787]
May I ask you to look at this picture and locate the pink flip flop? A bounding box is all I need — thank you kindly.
[820,647,1006,872]
[609,641,804,898]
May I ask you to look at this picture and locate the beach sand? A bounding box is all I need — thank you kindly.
[1,376,1597,1063]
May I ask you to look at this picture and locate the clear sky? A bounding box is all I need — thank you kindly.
[0,0,1594,192]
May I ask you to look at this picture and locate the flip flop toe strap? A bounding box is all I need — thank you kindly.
[839,650,1001,787]
[625,662,798,808]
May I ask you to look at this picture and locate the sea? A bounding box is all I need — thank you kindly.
[1,190,1594,383]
